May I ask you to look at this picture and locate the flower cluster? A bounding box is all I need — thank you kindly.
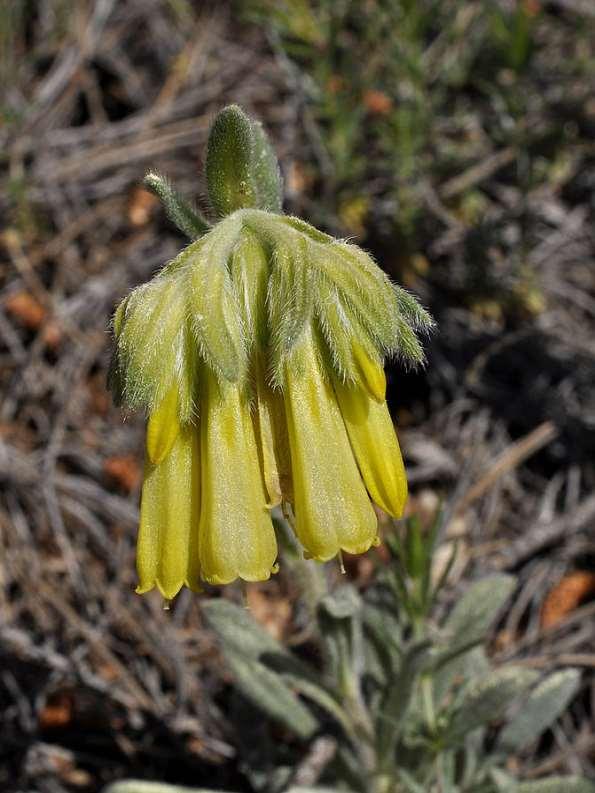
[109,108,433,598]
[111,210,431,597]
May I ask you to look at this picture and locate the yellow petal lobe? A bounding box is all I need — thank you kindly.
[146,384,180,464]
[283,334,377,561]
[199,371,277,584]
[352,341,386,402]
[253,356,293,507]
[334,380,408,518]
[136,424,201,598]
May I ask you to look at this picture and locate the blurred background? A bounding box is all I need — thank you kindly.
[1,1,594,791]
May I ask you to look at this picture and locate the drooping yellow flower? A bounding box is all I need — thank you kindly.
[110,208,432,598]
[282,331,378,561]
[137,417,200,598]
[198,369,278,585]
[109,107,433,598]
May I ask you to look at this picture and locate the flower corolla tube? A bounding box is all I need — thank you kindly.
[109,107,433,598]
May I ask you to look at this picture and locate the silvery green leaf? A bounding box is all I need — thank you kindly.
[443,574,515,649]
[446,666,538,743]
[433,646,491,708]
[243,763,292,793]
[286,788,343,793]
[283,674,354,739]
[226,654,318,739]
[319,586,362,620]
[377,639,433,760]
[396,768,427,793]
[362,601,402,686]
[437,751,457,792]
[461,728,487,787]
[201,599,286,660]
[516,778,595,793]
[490,767,518,792]
[363,599,402,650]
[103,782,231,793]
[498,669,581,753]
[316,586,364,687]
[334,744,368,792]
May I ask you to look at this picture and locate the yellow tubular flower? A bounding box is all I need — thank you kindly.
[136,421,201,598]
[199,369,278,584]
[253,355,293,507]
[283,334,378,561]
[334,375,408,518]
[111,182,433,598]
[146,383,181,464]
[352,340,386,402]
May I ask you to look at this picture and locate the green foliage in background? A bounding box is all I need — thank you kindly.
[239,0,593,256]
[106,516,589,793]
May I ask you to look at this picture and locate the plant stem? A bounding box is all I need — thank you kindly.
[421,673,436,732]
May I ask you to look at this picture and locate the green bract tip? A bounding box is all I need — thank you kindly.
[206,104,283,217]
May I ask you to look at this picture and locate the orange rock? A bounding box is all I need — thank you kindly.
[246,586,292,641]
[87,373,111,416]
[540,570,595,629]
[363,89,393,116]
[5,290,46,329]
[128,186,159,227]
[327,75,345,94]
[523,0,541,17]
[41,320,62,349]
[38,691,73,729]
[103,455,141,492]
[286,161,314,196]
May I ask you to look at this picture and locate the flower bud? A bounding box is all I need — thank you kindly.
[206,105,283,217]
